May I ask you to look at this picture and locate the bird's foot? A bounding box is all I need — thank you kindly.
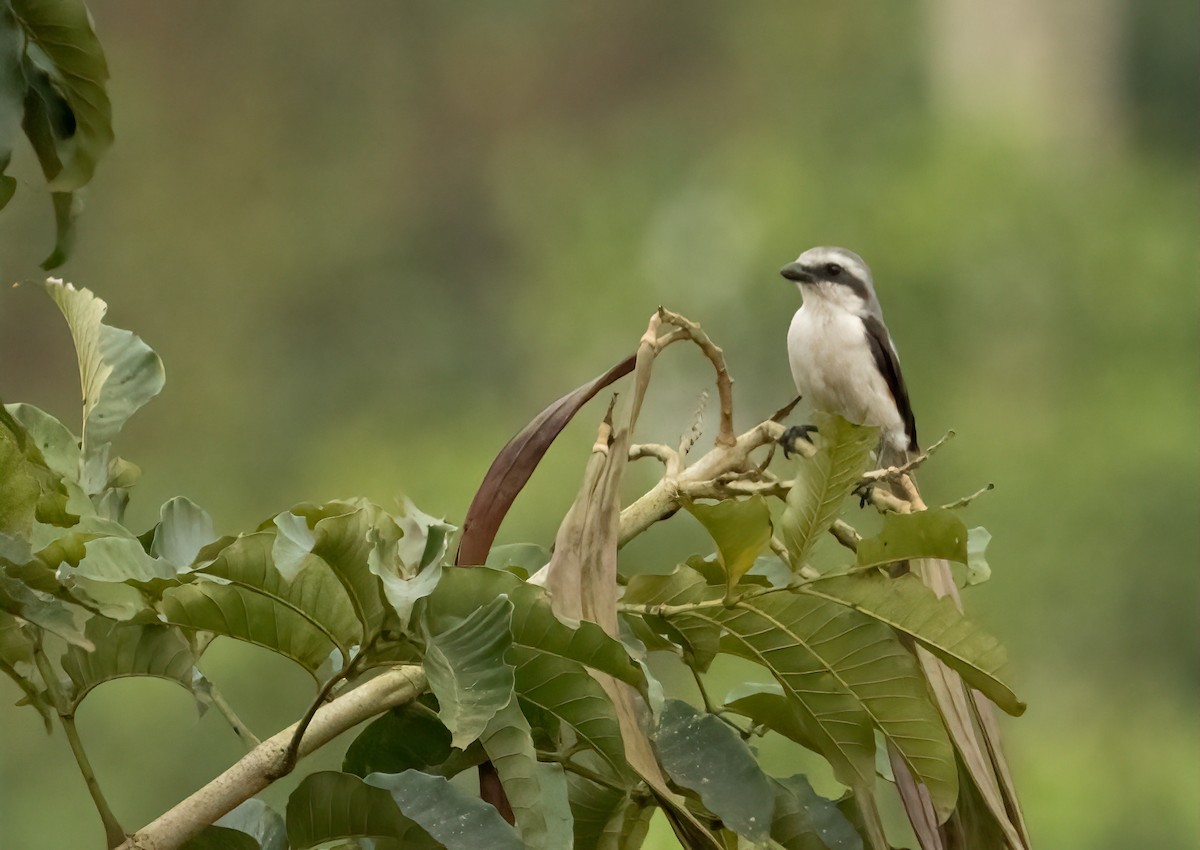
[779,424,819,459]
[853,480,875,509]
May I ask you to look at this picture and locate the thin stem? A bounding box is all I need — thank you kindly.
[689,665,717,714]
[205,680,261,750]
[33,642,126,848]
[540,751,631,795]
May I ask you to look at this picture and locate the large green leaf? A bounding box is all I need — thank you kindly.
[300,503,387,635]
[44,280,164,490]
[159,579,337,678]
[654,699,773,843]
[62,617,195,711]
[482,698,573,850]
[426,566,645,688]
[285,771,436,849]
[365,770,523,850]
[779,415,878,571]
[684,496,773,591]
[722,682,821,755]
[214,799,287,850]
[621,564,722,671]
[770,774,862,850]
[343,702,484,779]
[709,593,958,821]
[11,0,113,192]
[0,426,39,535]
[3,402,79,482]
[0,571,90,647]
[513,646,631,782]
[197,531,362,652]
[802,572,1025,716]
[855,509,969,569]
[566,774,653,850]
[180,826,260,850]
[422,594,515,748]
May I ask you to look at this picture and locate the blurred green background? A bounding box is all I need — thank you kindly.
[1,2,1196,848]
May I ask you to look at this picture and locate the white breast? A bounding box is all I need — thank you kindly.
[787,301,908,453]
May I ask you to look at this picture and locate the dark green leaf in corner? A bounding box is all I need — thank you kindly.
[0,3,23,211]
[214,799,287,850]
[654,699,774,843]
[856,509,969,569]
[286,770,436,850]
[771,774,863,850]
[422,594,515,748]
[180,825,260,850]
[366,770,523,850]
[779,414,879,572]
[343,703,454,778]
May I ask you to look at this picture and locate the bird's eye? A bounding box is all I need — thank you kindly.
[825,263,843,277]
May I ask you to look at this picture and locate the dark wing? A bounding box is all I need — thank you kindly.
[862,314,918,452]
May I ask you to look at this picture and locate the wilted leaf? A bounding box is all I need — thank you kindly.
[365,770,523,850]
[779,414,878,571]
[856,510,969,570]
[802,572,1024,716]
[771,774,863,850]
[456,354,635,567]
[153,497,216,569]
[422,595,515,748]
[684,495,773,590]
[285,771,436,849]
[44,280,164,490]
[62,617,195,711]
[654,699,773,843]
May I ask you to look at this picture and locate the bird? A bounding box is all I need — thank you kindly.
[779,245,917,467]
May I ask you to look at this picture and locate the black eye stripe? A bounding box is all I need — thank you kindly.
[825,263,843,276]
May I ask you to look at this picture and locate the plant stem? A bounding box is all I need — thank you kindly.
[541,751,630,795]
[204,680,261,749]
[33,642,126,848]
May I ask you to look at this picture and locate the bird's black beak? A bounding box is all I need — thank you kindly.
[780,262,813,283]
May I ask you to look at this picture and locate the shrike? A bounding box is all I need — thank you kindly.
[779,246,917,465]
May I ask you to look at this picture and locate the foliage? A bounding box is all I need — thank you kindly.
[0,279,1027,850]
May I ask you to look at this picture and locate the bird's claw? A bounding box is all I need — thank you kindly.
[853,481,875,509]
[779,424,819,459]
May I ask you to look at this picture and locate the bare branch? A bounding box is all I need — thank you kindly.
[941,482,994,511]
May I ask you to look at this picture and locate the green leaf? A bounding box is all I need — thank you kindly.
[62,617,195,711]
[11,0,113,192]
[0,571,90,647]
[0,610,53,729]
[270,511,315,582]
[180,825,260,850]
[215,799,287,850]
[365,770,523,850]
[481,697,574,850]
[302,503,387,635]
[684,496,773,590]
[803,572,1024,716]
[286,771,436,849]
[4,402,80,482]
[0,427,39,535]
[779,414,879,570]
[343,704,454,778]
[966,527,992,586]
[44,280,164,490]
[422,594,515,748]
[654,699,773,843]
[622,564,722,671]
[367,517,440,627]
[722,682,822,755]
[710,593,959,821]
[426,566,645,688]
[152,497,216,568]
[771,774,862,850]
[69,535,177,583]
[0,4,23,210]
[197,531,362,653]
[485,542,551,573]
[855,509,969,569]
[513,646,631,782]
